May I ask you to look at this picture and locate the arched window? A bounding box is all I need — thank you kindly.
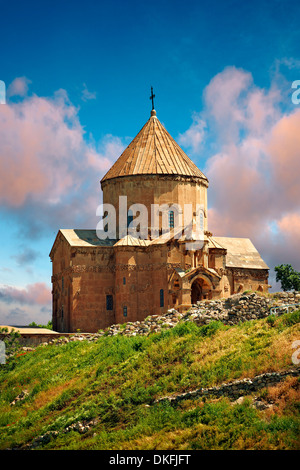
[123,306,127,317]
[168,210,175,229]
[123,277,126,285]
[103,211,108,232]
[160,289,164,307]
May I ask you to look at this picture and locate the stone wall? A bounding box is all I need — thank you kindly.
[101,290,300,336]
[155,367,300,404]
[101,174,208,237]
[7,291,300,347]
[188,291,300,326]
[17,366,299,450]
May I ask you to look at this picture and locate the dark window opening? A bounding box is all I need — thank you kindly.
[103,211,108,232]
[168,210,174,229]
[106,295,113,310]
[123,277,126,285]
[127,210,134,227]
[123,306,127,317]
[160,289,164,307]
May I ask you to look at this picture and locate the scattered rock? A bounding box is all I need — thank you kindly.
[23,291,299,348]
[11,291,300,450]
[252,400,269,410]
[155,367,300,405]
[10,390,29,405]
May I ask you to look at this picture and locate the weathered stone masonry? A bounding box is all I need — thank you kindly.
[50,108,270,333]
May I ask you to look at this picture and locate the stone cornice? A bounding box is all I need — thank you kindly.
[101,173,209,189]
[51,261,185,282]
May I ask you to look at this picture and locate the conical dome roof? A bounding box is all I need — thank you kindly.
[100,110,208,184]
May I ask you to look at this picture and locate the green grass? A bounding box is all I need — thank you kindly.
[0,312,299,450]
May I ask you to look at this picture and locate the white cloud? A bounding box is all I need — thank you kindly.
[81,83,97,101]
[178,112,206,155]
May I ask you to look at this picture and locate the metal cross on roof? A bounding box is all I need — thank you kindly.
[150,86,155,110]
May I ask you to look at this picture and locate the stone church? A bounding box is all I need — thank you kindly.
[50,106,269,333]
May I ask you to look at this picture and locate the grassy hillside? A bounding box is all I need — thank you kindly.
[0,311,299,450]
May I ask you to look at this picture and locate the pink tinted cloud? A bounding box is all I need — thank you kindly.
[7,77,32,97]
[206,139,270,239]
[185,66,300,272]
[267,109,300,209]
[203,66,281,142]
[0,90,83,206]
[203,67,253,142]
[245,86,281,136]
[0,82,120,209]
[277,213,300,251]
[86,135,124,173]
[0,282,51,306]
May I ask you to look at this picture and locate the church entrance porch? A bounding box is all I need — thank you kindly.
[191,277,212,304]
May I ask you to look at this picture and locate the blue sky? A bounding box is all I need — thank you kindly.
[0,0,300,325]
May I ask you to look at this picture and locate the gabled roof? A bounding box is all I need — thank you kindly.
[183,265,221,280]
[207,236,226,250]
[211,236,269,270]
[101,110,208,184]
[51,229,116,251]
[114,235,151,247]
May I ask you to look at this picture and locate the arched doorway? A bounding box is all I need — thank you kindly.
[191,277,212,304]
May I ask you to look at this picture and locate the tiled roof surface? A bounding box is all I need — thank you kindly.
[114,235,151,247]
[59,229,115,247]
[212,237,269,269]
[101,110,207,183]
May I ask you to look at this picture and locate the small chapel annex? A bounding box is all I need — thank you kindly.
[50,105,269,333]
